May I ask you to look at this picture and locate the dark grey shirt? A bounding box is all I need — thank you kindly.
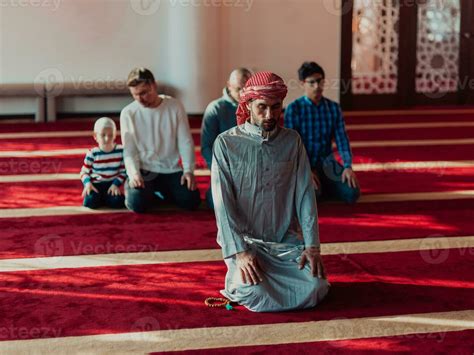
[200,88,239,168]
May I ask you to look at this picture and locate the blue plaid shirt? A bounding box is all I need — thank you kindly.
[284,96,353,168]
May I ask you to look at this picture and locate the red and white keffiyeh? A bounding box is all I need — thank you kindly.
[236,72,288,125]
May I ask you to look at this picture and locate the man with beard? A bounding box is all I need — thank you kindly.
[211,72,329,312]
[284,61,360,204]
[121,67,200,213]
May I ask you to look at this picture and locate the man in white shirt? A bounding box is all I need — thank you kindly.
[120,67,200,213]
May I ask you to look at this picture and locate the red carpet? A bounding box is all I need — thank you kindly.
[0,134,202,151]
[351,144,474,164]
[0,250,472,340]
[0,176,211,208]
[0,199,473,260]
[348,126,474,141]
[0,136,101,152]
[1,144,473,173]
[2,168,474,209]
[0,112,472,352]
[0,155,209,174]
[1,124,474,151]
[357,168,474,194]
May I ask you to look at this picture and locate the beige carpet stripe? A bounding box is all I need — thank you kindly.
[1,190,473,218]
[350,138,474,148]
[1,173,212,182]
[0,131,92,139]
[0,146,201,157]
[354,160,474,171]
[0,148,88,157]
[0,173,79,182]
[2,160,474,183]
[0,206,129,218]
[345,108,474,116]
[346,121,474,130]
[0,310,471,354]
[359,190,474,203]
[0,236,472,273]
[0,128,200,139]
[0,249,223,273]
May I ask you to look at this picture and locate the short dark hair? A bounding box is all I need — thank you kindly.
[298,62,325,81]
[127,67,156,87]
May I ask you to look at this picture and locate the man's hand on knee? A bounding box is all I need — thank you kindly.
[299,246,326,279]
[311,170,321,190]
[236,250,263,285]
[180,172,197,191]
[129,174,145,189]
[341,168,359,189]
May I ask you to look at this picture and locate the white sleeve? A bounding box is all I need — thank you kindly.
[120,109,141,177]
[176,100,195,174]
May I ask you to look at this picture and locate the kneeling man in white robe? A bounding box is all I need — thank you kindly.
[211,71,330,312]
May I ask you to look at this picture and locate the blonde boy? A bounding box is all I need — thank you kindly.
[80,117,126,209]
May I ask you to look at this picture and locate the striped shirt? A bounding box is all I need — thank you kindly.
[80,145,127,186]
[284,96,353,168]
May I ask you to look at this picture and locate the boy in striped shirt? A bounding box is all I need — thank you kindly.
[80,117,126,209]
